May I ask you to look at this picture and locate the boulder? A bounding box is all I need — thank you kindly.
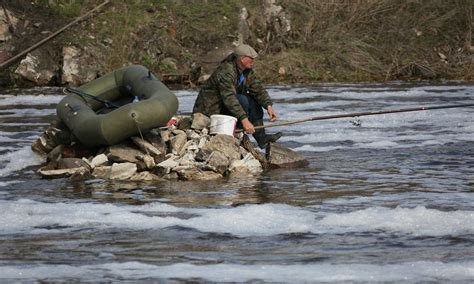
[155,156,180,175]
[129,171,163,181]
[266,143,308,168]
[144,130,167,153]
[186,129,201,140]
[169,132,187,153]
[206,151,229,174]
[179,152,196,166]
[61,46,98,86]
[191,113,210,130]
[106,143,143,163]
[57,158,90,170]
[46,145,64,162]
[177,169,222,181]
[228,153,263,176]
[195,148,212,162]
[136,154,156,170]
[159,129,172,143]
[202,134,241,161]
[92,166,111,179]
[181,140,199,153]
[14,50,58,86]
[90,153,109,168]
[31,126,71,156]
[177,116,192,130]
[131,136,162,157]
[109,162,137,180]
[38,167,89,179]
[69,168,94,181]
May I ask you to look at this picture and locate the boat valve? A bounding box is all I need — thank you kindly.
[65,103,75,112]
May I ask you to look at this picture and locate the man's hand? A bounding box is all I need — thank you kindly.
[267,105,278,121]
[241,118,255,134]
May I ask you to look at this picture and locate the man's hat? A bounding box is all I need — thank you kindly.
[234,44,258,58]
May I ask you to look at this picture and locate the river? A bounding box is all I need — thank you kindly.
[0,83,473,282]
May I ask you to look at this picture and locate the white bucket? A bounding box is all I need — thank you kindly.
[209,114,237,136]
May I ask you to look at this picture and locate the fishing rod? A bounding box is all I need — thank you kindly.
[237,103,474,132]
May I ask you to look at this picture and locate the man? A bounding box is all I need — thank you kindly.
[192,44,282,148]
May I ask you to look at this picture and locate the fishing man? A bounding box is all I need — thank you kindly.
[192,44,282,148]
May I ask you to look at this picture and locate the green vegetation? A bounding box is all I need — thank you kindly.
[18,0,474,84]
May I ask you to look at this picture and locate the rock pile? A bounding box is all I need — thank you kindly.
[32,114,308,181]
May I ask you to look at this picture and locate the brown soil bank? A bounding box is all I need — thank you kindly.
[3,0,474,87]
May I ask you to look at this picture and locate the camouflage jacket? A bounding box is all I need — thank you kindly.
[192,58,272,121]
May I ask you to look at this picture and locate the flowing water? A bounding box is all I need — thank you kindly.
[0,83,473,282]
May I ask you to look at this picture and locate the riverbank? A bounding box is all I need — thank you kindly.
[1,1,474,88]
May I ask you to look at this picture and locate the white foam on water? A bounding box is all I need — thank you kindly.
[0,199,181,234]
[355,140,400,149]
[318,206,474,236]
[0,180,22,188]
[0,94,61,105]
[183,203,314,237]
[1,200,473,237]
[0,260,472,282]
[292,144,345,152]
[0,108,56,118]
[0,147,44,177]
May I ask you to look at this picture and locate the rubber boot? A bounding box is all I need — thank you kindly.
[253,120,283,149]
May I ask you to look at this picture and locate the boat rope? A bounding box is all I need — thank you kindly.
[63,87,119,109]
[236,102,474,132]
[130,112,149,155]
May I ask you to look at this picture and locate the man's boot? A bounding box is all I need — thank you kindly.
[253,120,282,149]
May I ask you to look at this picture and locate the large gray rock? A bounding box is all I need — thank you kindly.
[47,145,64,162]
[109,162,137,180]
[136,154,156,170]
[206,151,229,174]
[14,51,58,86]
[169,133,187,154]
[90,153,109,168]
[266,143,308,168]
[38,167,89,179]
[191,113,210,130]
[92,166,111,179]
[61,46,98,86]
[129,171,163,181]
[144,130,167,153]
[107,143,143,163]
[131,136,162,157]
[31,126,71,156]
[57,158,90,170]
[179,152,196,166]
[228,153,263,176]
[195,148,212,162]
[177,169,222,181]
[202,134,241,161]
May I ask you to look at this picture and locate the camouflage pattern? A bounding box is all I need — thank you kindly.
[192,58,272,121]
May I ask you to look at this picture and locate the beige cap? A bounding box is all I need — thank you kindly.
[234,44,258,58]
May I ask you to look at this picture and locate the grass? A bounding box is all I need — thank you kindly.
[29,0,474,84]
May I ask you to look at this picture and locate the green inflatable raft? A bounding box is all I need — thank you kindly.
[56,65,179,147]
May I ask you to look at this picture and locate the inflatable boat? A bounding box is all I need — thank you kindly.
[56,65,179,147]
